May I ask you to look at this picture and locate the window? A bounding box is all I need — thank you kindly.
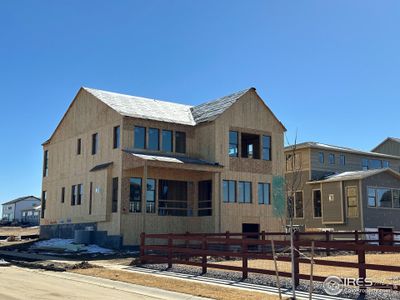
[377,188,392,208]
[89,182,93,215]
[41,191,46,218]
[368,188,376,207]
[328,153,335,164]
[112,177,118,213]
[129,177,142,212]
[134,126,146,149]
[198,180,212,216]
[370,159,383,170]
[294,191,304,218]
[383,160,390,168]
[77,184,83,205]
[92,133,98,155]
[393,190,400,208]
[347,186,358,217]
[71,185,77,206]
[146,179,156,213]
[313,190,322,218]
[340,154,346,166]
[238,181,252,203]
[241,133,260,159]
[229,131,238,157]
[262,135,271,160]
[61,187,65,203]
[113,126,120,149]
[77,138,82,155]
[148,128,159,151]
[162,130,173,152]
[158,180,188,216]
[175,131,186,153]
[319,152,324,164]
[362,158,369,170]
[258,183,270,205]
[43,150,48,177]
[223,180,236,203]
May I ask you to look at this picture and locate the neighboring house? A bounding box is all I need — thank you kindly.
[41,87,286,248]
[285,142,400,232]
[1,196,41,225]
[372,137,400,157]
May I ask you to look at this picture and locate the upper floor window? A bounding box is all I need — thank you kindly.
[258,182,270,205]
[340,154,346,166]
[223,180,236,203]
[328,153,335,164]
[148,128,160,151]
[369,159,383,169]
[262,135,271,161]
[92,133,98,155]
[113,126,120,149]
[362,158,369,170]
[43,150,48,177]
[241,133,260,159]
[383,160,390,168]
[319,152,324,164]
[77,138,82,155]
[229,131,238,157]
[134,126,146,149]
[238,181,252,203]
[162,130,173,152]
[175,131,186,153]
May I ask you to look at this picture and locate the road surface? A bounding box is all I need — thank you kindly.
[0,266,206,300]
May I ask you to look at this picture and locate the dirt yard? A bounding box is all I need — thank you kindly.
[0,226,39,236]
[214,253,400,285]
[71,268,285,300]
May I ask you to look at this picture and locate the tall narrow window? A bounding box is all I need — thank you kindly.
[238,181,252,203]
[319,152,324,164]
[340,154,346,166]
[77,138,82,155]
[229,131,238,157]
[113,126,120,149]
[368,188,376,207]
[112,177,118,212]
[92,133,98,155]
[328,153,335,164]
[129,177,142,212]
[146,179,156,213]
[43,150,48,177]
[295,191,304,218]
[313,190,322,218]
[347,186,358,217]
[71,185,77,206]
[258,183,270,205]
[148,128,160,151]
[198,180,212,216]
[61,187,65,203]
[393,189,400,208]
[77,184,83,205]
[41,191,46,218]
[134,126,146,149]
[162,130,173,152]
[89,182,93,215]
[262,135,271,160]
[175,131,186,153]
[362,158,369,170]
[223,180,236,203]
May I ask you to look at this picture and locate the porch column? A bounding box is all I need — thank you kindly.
[142,162,148,231]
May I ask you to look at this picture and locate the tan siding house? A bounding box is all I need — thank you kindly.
[41,87,286,248]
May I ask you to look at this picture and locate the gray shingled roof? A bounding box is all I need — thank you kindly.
[84,87,253,126]
[2,196,41,206]
[309,168,400,183]
[190,88,253,123]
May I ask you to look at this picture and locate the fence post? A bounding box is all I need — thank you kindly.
[293,231,300,287]
[242,237,248,279]
[201,235,207,274]
[167,233,172,269]
[185,231,189,261]
[140,232,146,264]
[225,231,230,260]
[325,231,330,256]
[261,230,266,253]
[355,230,359,255]
[357,241,367,294]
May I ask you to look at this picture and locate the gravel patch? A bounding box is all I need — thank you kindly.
[141,263,400,300]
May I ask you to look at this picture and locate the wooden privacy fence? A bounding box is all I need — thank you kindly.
[139,231,400,291]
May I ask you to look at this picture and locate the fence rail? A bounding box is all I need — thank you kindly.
[139,231,400,291]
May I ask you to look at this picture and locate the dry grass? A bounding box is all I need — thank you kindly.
[0,226,39,236]
[213,253,400,285]
[71,268,285,300]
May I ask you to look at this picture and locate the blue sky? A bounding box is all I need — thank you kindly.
[0,1,399,203]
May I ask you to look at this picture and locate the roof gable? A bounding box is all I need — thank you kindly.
[372,137,400,152]
[309,168,400,183]
[2,196,41,206]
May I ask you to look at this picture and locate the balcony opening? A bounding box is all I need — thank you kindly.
[241,133,260,159]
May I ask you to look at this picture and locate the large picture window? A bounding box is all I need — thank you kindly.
[238,181,252,203]
[129,177,142,212]
[134,126,146,149]
[368,187,400,208]
[223,180,236,203]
